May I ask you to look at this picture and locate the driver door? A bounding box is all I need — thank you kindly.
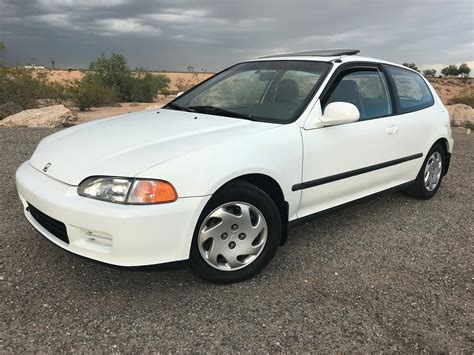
[297,65,410,218]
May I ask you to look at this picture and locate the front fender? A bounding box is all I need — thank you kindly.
[136,123,303,220]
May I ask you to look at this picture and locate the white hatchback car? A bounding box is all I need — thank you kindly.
[16,49,453,283]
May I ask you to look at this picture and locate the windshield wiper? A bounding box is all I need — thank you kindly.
[187,105,256,121]
[165,102,196,113]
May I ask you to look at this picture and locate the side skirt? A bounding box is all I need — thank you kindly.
[288,180,416,229]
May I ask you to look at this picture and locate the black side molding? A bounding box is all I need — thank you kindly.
[289,180,416,228]
[292,153,423,191]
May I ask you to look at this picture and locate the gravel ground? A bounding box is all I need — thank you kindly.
[1,127,473,352]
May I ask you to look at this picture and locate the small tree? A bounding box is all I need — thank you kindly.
[88,53,131,100]
[187,65,195,72]
[458,63,471,78]
[422,68,437,78]
[403,63,419,71]
[0,42,5,66]
[80,53,170,104]
[441,64,459,77]
[50,57,56,69]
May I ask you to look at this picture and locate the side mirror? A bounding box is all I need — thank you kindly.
[176,92,184,97]
[321,102,360,126]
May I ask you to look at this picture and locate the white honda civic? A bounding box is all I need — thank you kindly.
[16,50,453,283]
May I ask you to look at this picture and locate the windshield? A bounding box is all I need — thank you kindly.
[165,60,331,123]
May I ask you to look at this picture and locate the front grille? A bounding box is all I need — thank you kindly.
[27,204,69,244]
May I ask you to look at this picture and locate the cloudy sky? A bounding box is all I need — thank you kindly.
[1,0,473,72]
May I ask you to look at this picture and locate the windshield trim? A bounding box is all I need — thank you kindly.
[164,60,333,124]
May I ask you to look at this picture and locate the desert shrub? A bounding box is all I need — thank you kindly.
[0,67,69,119]
[458,63,471,78]
[175,77,195,93]
[69,77,118,111]
[85,53,169,102]
[403,63,419,72]
[0,42,5,66]
[129,70,170,102]
[0,102,22,118]
[422,68,437,78]
[448,94,474,108]
[441,65,459,77]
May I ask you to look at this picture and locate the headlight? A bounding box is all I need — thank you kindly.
[78,177,177,204]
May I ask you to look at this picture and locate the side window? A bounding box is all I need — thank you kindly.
[386,66,434,113]
[323,69,392,120]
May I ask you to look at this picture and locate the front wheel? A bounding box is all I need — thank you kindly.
[189,181,282,283]
[406,143,446,200]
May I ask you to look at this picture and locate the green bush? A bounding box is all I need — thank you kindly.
[129,70,170,102]
[85,53,170,103]
[70,77,118,111]
[0,42,5,66]
[458,63,471,78]
[441,65,459,77]
[448,94,474,108]
[0,50,171,118]
[422,68,437,78]
[0,67,68,119]
[402,63,419,72]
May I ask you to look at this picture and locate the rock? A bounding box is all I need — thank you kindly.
[0,105,77,128]
[446,104,474,129]
[36,99,60,107]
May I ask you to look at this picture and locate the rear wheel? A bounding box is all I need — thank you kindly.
[189,181,281,283]
[406,143,446,200]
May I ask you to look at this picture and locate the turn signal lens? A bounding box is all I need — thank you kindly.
[128,179,177,204]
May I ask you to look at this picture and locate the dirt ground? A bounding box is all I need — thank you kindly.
[44,69,214,93]
[1,127,472,352]
[429,78,474,104]
[74,100,171,123]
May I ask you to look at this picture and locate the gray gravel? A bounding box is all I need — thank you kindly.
[1,127,473,352]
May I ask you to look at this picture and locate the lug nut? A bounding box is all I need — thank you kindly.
[231,224,239,231]
[221,233,228,240]
[238,233,246,240]
[229,241,236,249]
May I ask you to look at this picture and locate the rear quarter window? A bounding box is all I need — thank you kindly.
[386,65,434,114]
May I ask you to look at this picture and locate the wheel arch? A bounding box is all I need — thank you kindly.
[432,137,451,175]
[217,173,290,245]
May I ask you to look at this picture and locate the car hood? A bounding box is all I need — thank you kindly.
[30,108,278,185]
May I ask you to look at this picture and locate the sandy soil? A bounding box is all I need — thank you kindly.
[74,99,172,123]
[43,69,214,92]
[428,78,473,104]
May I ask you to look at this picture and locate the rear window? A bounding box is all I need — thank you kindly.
[386,66,434,113]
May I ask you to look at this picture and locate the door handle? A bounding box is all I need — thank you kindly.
[386,125,398,135]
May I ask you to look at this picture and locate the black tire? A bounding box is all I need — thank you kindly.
[189,181,282,284]
[405,143,446,200]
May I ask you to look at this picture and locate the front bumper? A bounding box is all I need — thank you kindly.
[16,162,210,266]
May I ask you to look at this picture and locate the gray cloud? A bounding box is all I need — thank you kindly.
[1,0,473,71]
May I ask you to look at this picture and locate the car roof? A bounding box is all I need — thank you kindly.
[260,49,361,58]
[253,49,406,70]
